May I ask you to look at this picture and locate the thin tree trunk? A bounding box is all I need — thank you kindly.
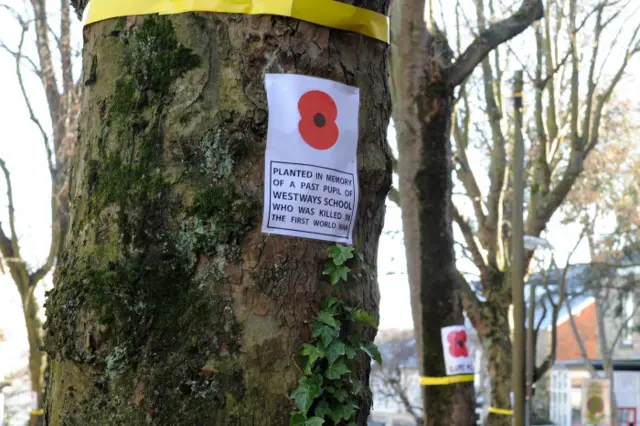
[595,299,619,426]
[43,7,391,426]
[391,6,476,419]
[482,300,513,426]
[23,291,44,426]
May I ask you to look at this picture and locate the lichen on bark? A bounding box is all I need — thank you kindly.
[44,6,391,425]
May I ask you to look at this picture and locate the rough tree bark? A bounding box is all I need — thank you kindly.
[390,1,543,425]
[43,3,392,425]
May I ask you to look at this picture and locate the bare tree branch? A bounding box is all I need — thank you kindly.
[29,0,61,145]
[11,19,56,180]
[586,23,640,153]
[60,0,73,94]
[453,204,490,282]
[0,159,20,255]
[449,0,544,86]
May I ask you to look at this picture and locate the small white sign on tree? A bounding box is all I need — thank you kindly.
[581,378,611,426]
[261,73,360,244]
[440,325,474,376]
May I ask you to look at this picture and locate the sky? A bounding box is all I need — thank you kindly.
[0,0,638,377]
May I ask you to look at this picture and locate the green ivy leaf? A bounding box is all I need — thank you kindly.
[326,360,350,380]
[328,244,355,265]
[360,341,382,365]
[291,374,323,413]
[312,321,340,347]
[322,263,350,285]
[304,417,325,426]
[332,387,349,403]
[328,402,356,423]
[351,379,362,394]
[345,345,356,360]
[320,296,339,311]
[317,310,340,329]
[315,400,331,419]
[326,341,346,365]
[353,309,378,328]
[290,411,306,426]
[300,344,325,366]
[325,386,336,394]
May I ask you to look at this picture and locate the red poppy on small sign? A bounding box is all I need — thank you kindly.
[447,330,469,358]
[298,90,340,150]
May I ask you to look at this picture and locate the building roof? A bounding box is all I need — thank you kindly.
[554,358,640,371]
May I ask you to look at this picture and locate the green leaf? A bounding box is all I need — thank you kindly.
[322,263,350,285]
[326,341,346,365]
[325,386,336,394]
[317,310,340,329]
[320,296,339,311]
[315,400,331,419]
[312,321,340,347]
[291,374,323,413]
[304,417,325,426]
[300,344,325,366]
[328,244,355,265]
[353,309,378,328]
[346,423,357,426]
[345,345,356,360]
[332,387,349,403]
[290,411,306,426]
[360,341,382,365]
[328,402,356,423]
[326,360,350,380]
[351,379,362,394]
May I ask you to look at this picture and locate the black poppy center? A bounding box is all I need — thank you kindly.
[457,341,464,347]
[313,113,326,128]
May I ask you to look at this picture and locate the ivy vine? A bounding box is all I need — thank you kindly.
[289,244,382,426]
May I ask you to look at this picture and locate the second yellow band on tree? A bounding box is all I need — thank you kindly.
[489,407,514,416]
[84,0,389,43]
[420,374,474,386]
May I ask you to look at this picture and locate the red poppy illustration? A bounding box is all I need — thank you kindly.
[298,90,339,150]
[447,330,469,358]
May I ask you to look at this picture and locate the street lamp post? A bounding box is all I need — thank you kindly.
[512,70,525,426]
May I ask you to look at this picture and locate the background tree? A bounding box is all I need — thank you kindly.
[559,99,640,426]
[0,0,79,422]
[438,0,640,424]
[389,0,543,424]
[43,2,393,425]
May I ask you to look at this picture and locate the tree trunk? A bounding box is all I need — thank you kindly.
[23,290,45,426]
[43,8,391,426]
[595,299,619,426]
[482,297,513,426]
[391,17,476,424]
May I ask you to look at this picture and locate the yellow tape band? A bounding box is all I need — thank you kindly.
[30,409,44,416]
[84,0,389,43]
[489,407,513,416]
[420,374,474,386]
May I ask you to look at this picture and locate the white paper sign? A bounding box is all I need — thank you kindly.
[581,378,611,425]
[261,73,360,244]
[31,391,38,409]
[440,325,474,376]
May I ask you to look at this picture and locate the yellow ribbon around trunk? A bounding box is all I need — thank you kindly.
[84,0,389,43]
[420,374,475,386]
